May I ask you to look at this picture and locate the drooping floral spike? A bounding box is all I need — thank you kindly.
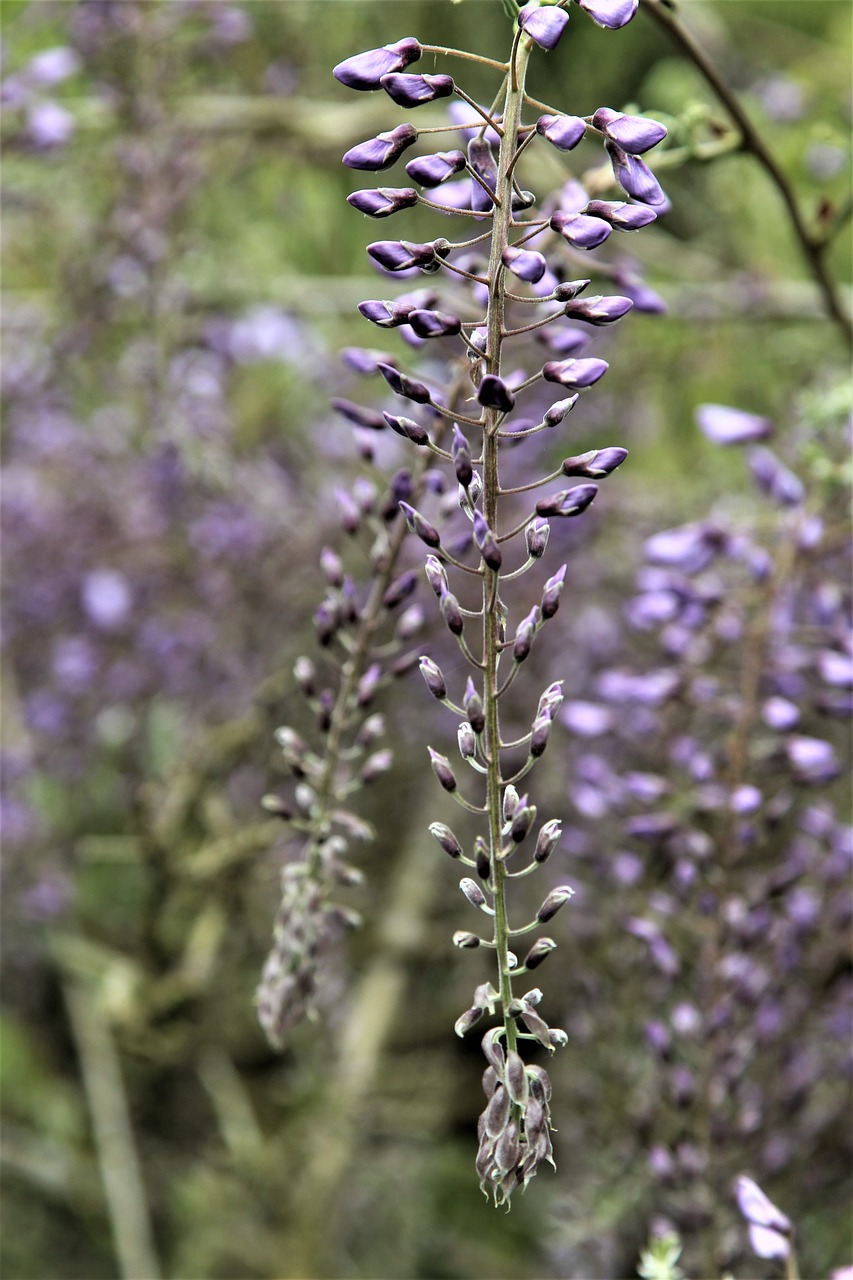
[333,37,422,90]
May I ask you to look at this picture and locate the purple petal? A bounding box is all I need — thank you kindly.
[583,198,657,230]
[519,3,571,50]
[333,38,422,91]
[696,403,774,446]
[748,447,804,506]
[735,1176,792,1235]
[606,141,665,205]
[380,72,454,108]
[343,124,418,172]
[543,357,609,389]
[593,107,667,154]
[347,187,419,217]
[564,294,633,325]
[536,113,587,151]
[502,246,547,283]
[785,735,839,784]
[575,0,639,28]
[550,210,612,249]
[477,375,516,412]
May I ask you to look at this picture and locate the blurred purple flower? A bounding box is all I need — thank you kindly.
[696,403,774,446]
[82,569,132,631]
[27,101,75,148]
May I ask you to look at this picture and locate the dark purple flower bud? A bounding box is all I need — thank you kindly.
[519,2,570,49]
[511,801,537,843]
[367,238,448,272]
[474,836,491,881]
[538,682,564,719]
[333,38,422,91]
[536,485,599,519]
[502,786,520,824]
[348,186,420,218]
[536,113,586,151]
[575,0,638,29]
[523,937,557,971]
[460,876,490,911]
[357,298,415,327]
[331,397,387,430]
[380,71,453,108]
[593,107,667,154]
[468,137,498,214]
[554,279,592,301]
[455,1006,485,1037]
[377,361,432,403]
[383,570,418,610]
[424,555,448,597]
[408,308,463,338]
[429,747,458,792]
[473,510,502,571]
[540,563,567,617]
[463,678,486,735]
[748,446,804,506]
[562,446,628,477]
[785,735,839,784]
[513,606,540,662]
[534,819,561,862]
[406,149,467,186]
[543,357,609,389]
[448,425,473,490]
[477,375,516,412]
[440,588,465,635]
[526,517,550,559]
[583,198,657,230]
[543,395,579,427]
[696,403,774,446]
[383,412,430,446]
[344,124,418,172]
[530,715,553,757]
[431,822,462,857]
[606,140,665,205]
[399,501,440,548]
[565,294,633,325]
[550,209,612,250]
[502,245,548,284]
[453,930,482,949]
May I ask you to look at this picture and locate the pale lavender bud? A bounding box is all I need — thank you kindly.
[540,564,567,617]
[293,655,316,696]
[380,71,453,108]
[378,361,432,404]
[458,721,476,759]
[468,137,498,214]
[785,735,839,784]
[384,572,419,612]
[408,308,463,338]
[553,279,592,301]
[473,510,503,571]
[333,38,422,90]
[362,749,393,782]
[464,678,486,735]
[357,662,382,705]
[530,715,553,757]
[543,395,579,426]
[383,412,430,446]
[320,547,344,587]
[357,714,386,746]
[429,748,458,792]
[537,485,599,519]
[537,884,575,922]
[367,238,449,272]
[763,695,800,730]
[748,446,804,506]
[453,930,481,948]
[562,446,628,477]
[583,198,657,230]
[526,517,550,558]
[399,501,441,547]
[343,124,418,172]
[477,374,515,412]
[448,425,473,490]
[696,403,774,445]
[502,245,547,283]
[481,1029,506,1074]
[406,149,466,186]
[347,186,420,217]
[735,1176,793,1260]
[543,357,609,389]
[513,606,540,662]
[314,600,338,644]
[537,683,564,719]
[606,140,665,205]
[593,107,667,154]
[424,555,448,597]
[510,999,552,1048]
[536,113,586,151]
[575,0,639,29]
[455,1006,485,1037]
[550,209,612,250]
[431,822,462,858]
[441,589,465,635]
[460,877,490,910]
[331,397,387,430]
[519,2,570,48]
[503,786,521,823]
[419,656,447,700]
[564,294,633,325]
[523,937,557,970]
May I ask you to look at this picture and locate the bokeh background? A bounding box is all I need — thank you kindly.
[1,2,851,1278]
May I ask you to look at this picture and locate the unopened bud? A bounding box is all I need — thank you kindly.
[473,509,502,571]
[474,835,490,881]
[534,819,562,863]
[536,483,599,519]
[261,793,292,820]
[454,1006,484,1037]
[357,662,382,705]
[383,569,418,610]
[530,715,552,757]
[362,748,393,782]
[293,656,316,696]
[512,606,540,662]
[419,656,446,700]
[503,786,520,823]
[460,877,490,910]
[399,500,441,547]
[320,546,344,587]
[440,589,464,635]
[522,937,557,970]
[536,884,575,922]
[453,930,481,949]
[430,822,462,858]
[511,802,537,844]
[464,677,485,735]
[526,517,550,559]
[452,424,474,488]
[429,747,457,791]
[540,564,567,619]
[543,394,579,426]
[458,721,476,759]
[505,1050,529,1107]
[424,555,448,597]
[481,1028,506,1074]
[537,682,564,719]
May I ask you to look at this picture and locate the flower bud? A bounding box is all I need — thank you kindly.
[458,721,476,759]
[319,546,344,587]
[473,510,502,571]
[565,294,634,325]
[357,662,382,706]
[424,555,448,597]
[399,500,441,547]
[440,588,464,635]
[408,308,463,338]
[537,484,599,519]
[577,0,638,27]
[430,823,462,859]
[550,209,612,250]
[543,395,579,426]
[453,930,482,950]
[383,570,418,611]
[261,793,292,820]
[452,425,474,489]
[333,38,422,90]
[484,1084,512,1140]
[464,677,486,734]
[534,819,562,863]
[377,361,431,404]
[467,137,498,213]
[537,683,564,719]
[530,715,553,758]
[511,802,537,843]
[454,1005,485,1036]
[540,564,567,618]
[406,149,467,186]
[536,884,575,922]
[543,358,609,389]
[330,397,387,430]
[562,447,628,477]
[460,877,490,910]
[518,2,570,49]
[362,749,393,782]
[357,297,415,327]
[526,517,550,559]
[606,140,665,205]
[553,279,591,301]
[503,785,520,824]
[367,238,448,273]
[536,113,586,151]
[347,186,420,218]
[474,836,491,881]
[513,606,540,662]
[419,655,446,700]
[383,412,430,446]
[593,106,667,155]
[523,937,558,971]
[343,123,418,172]
[502,245,547,284]
[477,374,516,413]
[293,655,316,696]
[583,198,657,230]
[505,1050,529,1107]
[429,747,457,791]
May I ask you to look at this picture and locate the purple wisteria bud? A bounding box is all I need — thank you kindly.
[319,547,344,587]
[451,425,473,489]
[535,819,562,863]
[383,412,430,446]
[347,186,420,218]
[736,1175,793,1261]
[378,361,432,403]
[554,279,592,301]
[474,836,491,881]
[464,678,486,734]
[593,107,667,154]
[430,822,462,857]
[502,786,520,824]
[367,238,449,272]
[543,395,579,426]
[785,734,839,784]
[406,149,467,186]
[383,570,418,610]
[511,801,537,843]
[565,294,634,325]
[429,747,458,792]
[696,403,774,445]
[518,2,570,49]
[293,655,316,696]
[408,308,463,338]
[380,72,454,108]
[333,38,422,90]
[455,1006,485,1037]
[536,885,575,922]
[583,198,657,230]
[331,397,387,430]
[460,877,490,911]
[575,0,639,28]
[362,749,393,782]
[424,555,448,597]
[536,113,587,151]
[453,930,482,949]
[523,938,558,970]
[440,589,465,636]
[343,124,418,172]
[400,501,441,547]
[562,447,628,477]
[526,517,550,559]
[468,137,498,214]
[473,510,503,571]
[606,140,665,205]
[358,298,414,327]
[748,446,804,505]
[543,357,609,389]
[477,375,516,412]
[540,564,567,617]
[550,209,612,250]
[513,607,540,662]
[357,662,382,705]
[530,715,553,757]
[502,245,548,284]
[458,721,477,759]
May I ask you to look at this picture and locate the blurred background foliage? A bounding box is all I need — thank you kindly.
[1,2,850,1278]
